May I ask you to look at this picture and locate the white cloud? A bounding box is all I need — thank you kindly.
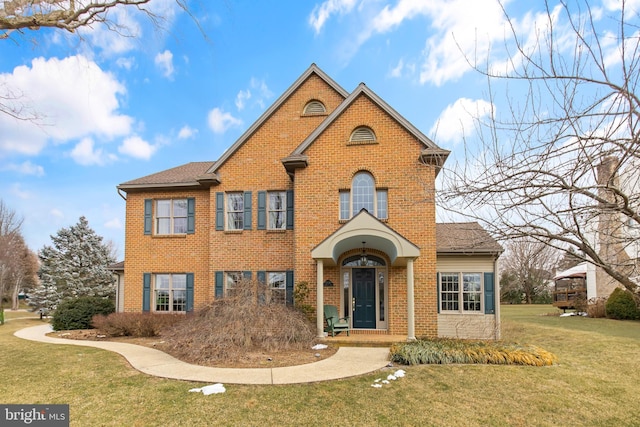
[155,50,175,79]
[235,78,273,111]
[430,98,493,146]
[2,161,44,176]
[235,89,251,111]
[9,183,32,200]
[309,0,358,34]
[70,137,116,166]
[76,6,142,56]
[178,125,198,139]
[250,78,273,109]
[0,55,133,157]
[104,218,122,229]
[116,57,136,70]
[118,135,157,160]
[207,108,243,134]
[390,59,404,78]
[50,208,64,219]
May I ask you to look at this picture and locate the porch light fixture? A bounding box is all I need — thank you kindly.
[323,279,333,287]
[360,241,368,266]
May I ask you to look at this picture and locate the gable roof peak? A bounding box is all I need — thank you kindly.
[205,63,348,176]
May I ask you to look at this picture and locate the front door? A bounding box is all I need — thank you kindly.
[353,268,376,328]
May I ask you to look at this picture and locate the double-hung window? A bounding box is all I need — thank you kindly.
[225,271,242,297]
[268,271,286,304]
[340,172,388,220]
[439,272,482,313]
[154,274,187,312]
[227,193,244,230]
[268,192,286,230]
[156,199,188,234]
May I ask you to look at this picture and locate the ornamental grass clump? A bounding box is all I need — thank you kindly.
[390,339,557,366]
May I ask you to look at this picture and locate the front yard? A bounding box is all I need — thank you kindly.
[1,305,638,426]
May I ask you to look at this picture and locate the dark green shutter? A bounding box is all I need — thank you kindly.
[215,192,224,231]
[257,271,266,283]
[187,198,195,234]
[257,191,266,230]
[215,271,224,298]
[243,191,252,230]
[286,190,294,230]
[436,272,440,314]
[286,270,294,306]
[143,273,151,312]
[144,199,152,235]
[484,272,495,314]
[186,273,194,312]
[243,271,252,280]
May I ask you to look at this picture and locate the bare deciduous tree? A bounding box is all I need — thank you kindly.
[0,0,187,39]
[500,238,557,304]
[439,0,640,297]
[0,200,27,314]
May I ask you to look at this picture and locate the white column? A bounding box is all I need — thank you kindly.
[316,260,325,339]
[406,259,416,341]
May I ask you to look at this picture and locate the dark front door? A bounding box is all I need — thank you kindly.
[353,268,376,328]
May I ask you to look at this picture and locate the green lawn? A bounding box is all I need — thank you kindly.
[1,306,639,426]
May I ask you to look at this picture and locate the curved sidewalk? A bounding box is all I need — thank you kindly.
[15,324,391,385]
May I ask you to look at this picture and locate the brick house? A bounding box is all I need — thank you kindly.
[116,64,503,341]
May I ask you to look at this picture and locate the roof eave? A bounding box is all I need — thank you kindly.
[117,181,211,192]
[421,148,450,176]
[437,249,504,256]
[281,155,309,177]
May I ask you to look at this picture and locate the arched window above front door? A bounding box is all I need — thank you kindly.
[339,172,388,220]
[352,172,374,214]
[342,255,386,267]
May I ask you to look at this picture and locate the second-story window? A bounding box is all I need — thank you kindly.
[340,172,388,220]
[227,193,244,230]
[156,199,188,234]
[268,191,286,230]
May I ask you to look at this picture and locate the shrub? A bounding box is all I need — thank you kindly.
[51,296,115,331]
[587,297,607,318]
[161,279,317,365]
[390,339,557,366]
[91,312,185,337]
[605,288,640,320]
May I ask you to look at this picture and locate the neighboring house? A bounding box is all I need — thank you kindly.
[116,64,503,341]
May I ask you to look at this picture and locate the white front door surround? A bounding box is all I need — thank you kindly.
[311,210,419,341]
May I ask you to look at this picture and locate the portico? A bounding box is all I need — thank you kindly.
[311,210,420,341]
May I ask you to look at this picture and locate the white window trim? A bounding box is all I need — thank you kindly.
[226,193,244,231]
[224,271,242,296]
[339,186,388,220]
[267,191,287,230]
[153,273,187,313]
[439,272,484,314]
[155,199,188,235]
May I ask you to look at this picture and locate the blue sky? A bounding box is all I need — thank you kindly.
[0,0,631,258]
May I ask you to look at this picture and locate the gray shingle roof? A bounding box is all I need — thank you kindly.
[118,161,216,190]
[436,222,503,254]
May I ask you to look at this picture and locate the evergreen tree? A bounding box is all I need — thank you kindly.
[30,217,116,311]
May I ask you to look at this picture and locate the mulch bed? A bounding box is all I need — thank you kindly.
[48,329,337,368]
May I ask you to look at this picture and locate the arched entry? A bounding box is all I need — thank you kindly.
[311,210,420,340]
[341,255,387,329]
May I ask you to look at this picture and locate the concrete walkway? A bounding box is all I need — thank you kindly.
[14,324,391,385]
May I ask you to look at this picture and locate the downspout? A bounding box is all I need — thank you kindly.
[117,187,127,201]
